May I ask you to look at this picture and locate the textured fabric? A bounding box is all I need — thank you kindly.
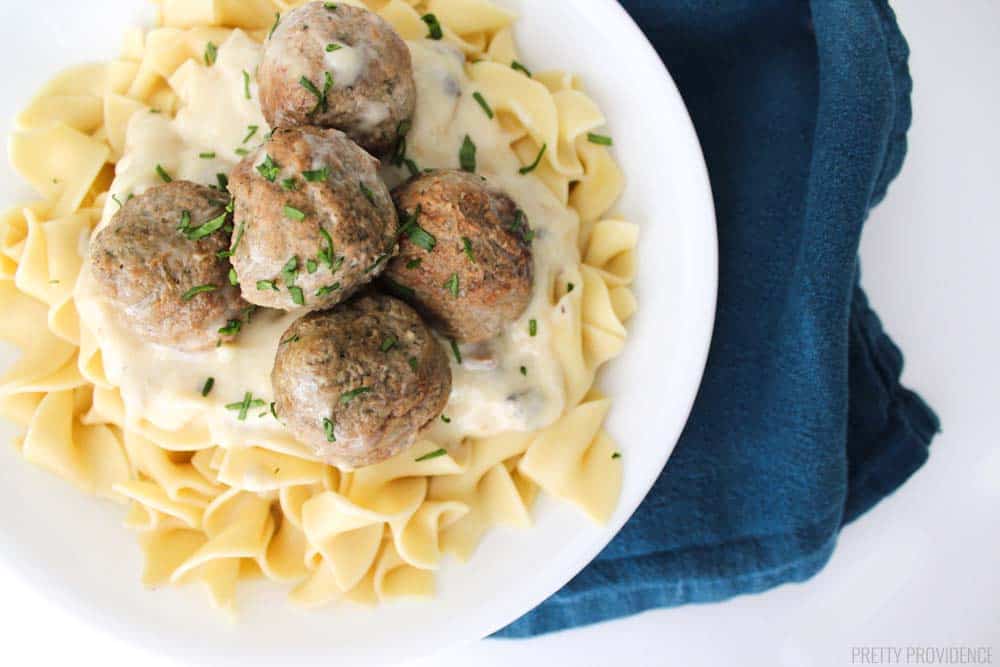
[496,0,939,638]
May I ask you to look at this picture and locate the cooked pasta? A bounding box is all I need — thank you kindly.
[0,0,637,613]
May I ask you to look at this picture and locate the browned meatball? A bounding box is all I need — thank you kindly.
[228,126,398,313]
[88,181,245,351]
[272,293,451,468]
[259,2,416,157]
[381,170,534,344]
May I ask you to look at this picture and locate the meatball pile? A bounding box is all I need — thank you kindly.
[86,2,537,469]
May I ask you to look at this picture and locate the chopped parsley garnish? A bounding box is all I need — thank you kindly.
[444,272,460,298]
[440,416,451,424]
[461,237,476,262]
[216,172,229,190]
[518,143,547,175]
[399,208,436,252]
[257,279,278,291]
[359,181,376,205]
[155,164,173,183]
[280,334,300,345]
[218,319,242,336]
[459,134,477,172]
[224,220,245,257]
[529,319,538,336]
[340,387,371,405]
[288,285,305,306]
[520,366,527,376]
[306,258,318,274]
[416,448,447,462]
[612,452,622,460]
[567,282,575,293]
[268,12,281,39]
[402,158,420,177]
[509,209,534,243]
[317,227,336,268]
[324,2,338,9]
[201,377,215,397]
[365,253,390,273]
[587,133,613,146]
[199,151,216,159]
[284,204,306,221]
[228,267,238,286]
[390,120,420,175]
[406,257,422,270]
[315,283,340,297]
[281,177,298,191]
[300,72,333,115]
[450,339,462,364]
[182,210,228,241]
[242,125,259,143]
[111,194,126,208]
[381,335,398,352]
[235,148,250,156]
[281,256,299,285]
[421,13,443,40]
[177,210,192,234]
[181,284,217,301]
[323,417,336,442]
[472,92,494,119]
[270,402,278,419]
[302,166,329,182]
[511,60,532,77]
[257,154,280,182]
[226,392,266,421]
[408,356,419,371]
[326,43,342,52]
[408,225,436,252]
[396,204,419,234]
[383,278,415,300]
[243,70,252,100]
[204,41,218,66]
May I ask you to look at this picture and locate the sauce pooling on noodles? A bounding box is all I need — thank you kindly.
[75,32,579,455]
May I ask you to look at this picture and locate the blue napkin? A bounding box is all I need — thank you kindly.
[497,0,939,637]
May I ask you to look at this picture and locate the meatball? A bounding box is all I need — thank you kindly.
[88,181,245,351]
[381,170,534,344]
[228,126,398,313]
[259,2,416,157]
[272,293,451,468]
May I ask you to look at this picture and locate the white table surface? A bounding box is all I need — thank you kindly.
[1,2,997,665]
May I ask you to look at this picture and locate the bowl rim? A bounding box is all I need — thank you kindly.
[0,0,718,662]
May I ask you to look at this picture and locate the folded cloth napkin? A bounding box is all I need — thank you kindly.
[497,0,940,638]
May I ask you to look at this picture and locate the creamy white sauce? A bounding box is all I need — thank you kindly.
[358,99,390,132]
[75,33,579,459]
[323,43,367,88]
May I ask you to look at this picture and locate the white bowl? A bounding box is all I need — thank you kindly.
[0,1,717,663]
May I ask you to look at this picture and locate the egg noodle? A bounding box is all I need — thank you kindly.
[0,0,638,613]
